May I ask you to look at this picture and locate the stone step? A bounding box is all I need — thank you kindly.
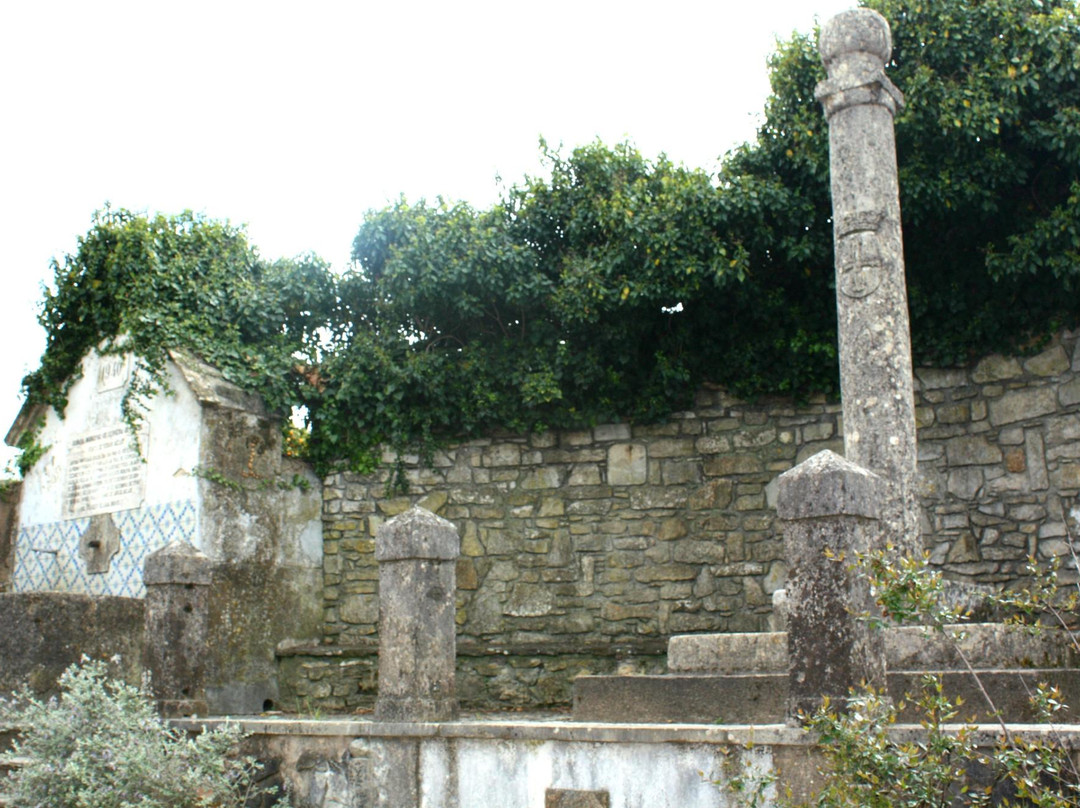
[668,624,1078,674]
[573,668,1080,725]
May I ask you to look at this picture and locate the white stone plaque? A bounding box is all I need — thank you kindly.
[96,353,132,392]
[63,424,147,518]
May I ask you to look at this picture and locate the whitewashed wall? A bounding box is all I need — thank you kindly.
[13,351,202,596]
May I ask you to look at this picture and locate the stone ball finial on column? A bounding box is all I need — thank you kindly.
[819,8,892,75]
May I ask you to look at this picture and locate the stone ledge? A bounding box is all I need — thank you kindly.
[277,639,668,659]
[669,623,1078,673]
[173,714,1080,750]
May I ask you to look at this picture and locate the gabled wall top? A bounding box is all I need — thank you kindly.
[168,349,269,418]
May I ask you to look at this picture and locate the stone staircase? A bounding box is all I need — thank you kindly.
[573,623,1080,724]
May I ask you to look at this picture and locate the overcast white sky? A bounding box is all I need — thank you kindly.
[0,0,854,469]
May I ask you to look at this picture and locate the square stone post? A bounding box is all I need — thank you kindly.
[143,540,212,717]
[777,450,887,722]
[375,506,460,722]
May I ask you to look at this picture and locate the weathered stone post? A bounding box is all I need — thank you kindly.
[367,507,459,808]
[375,506,459,721]
[143,541,212,716]
[816,9,919,555]
[778,450,887,721]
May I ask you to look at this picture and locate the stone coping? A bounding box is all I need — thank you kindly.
[173,715,1080,749]
[276,640,668,659]
[669,624,1078,674]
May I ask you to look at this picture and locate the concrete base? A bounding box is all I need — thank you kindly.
[573,668,1080,724]
[173,715,1080,808]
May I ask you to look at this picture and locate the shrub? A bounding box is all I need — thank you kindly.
[0,658,288,808]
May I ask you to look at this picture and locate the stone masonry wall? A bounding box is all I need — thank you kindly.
[281,332,1080,712]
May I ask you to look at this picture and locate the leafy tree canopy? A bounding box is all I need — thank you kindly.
[21,0,1080,477]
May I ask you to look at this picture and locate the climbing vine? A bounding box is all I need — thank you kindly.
[21,206,336,468]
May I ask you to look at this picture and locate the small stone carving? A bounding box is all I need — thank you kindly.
[836,211,885,299]
[295,751,352,808]
[79,514,121,574]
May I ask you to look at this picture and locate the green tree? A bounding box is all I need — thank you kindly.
[724,0,1080,368]
[305,142,741,475]
[22,0,1080,476]
[327,0,1079,469]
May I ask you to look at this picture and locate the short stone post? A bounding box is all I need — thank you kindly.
[375,506,459,722]
[143,540,212,716]
[777,450,887,722]
[816,9,919,555]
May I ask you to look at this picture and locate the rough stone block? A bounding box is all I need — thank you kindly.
[1024,344,1070,377]
[592,423,631,442]
[703,455,764,476]
[936,403,970,425]
[915,367,969,389]
[776,451,883,521]
[564,465,598,487]
[375,508,459,722]
[695,435,731,454]
[375,507,458,562]
[1060,377,1080,407]
[973,354,1023,383]
[1058,464,1080,490]
[947,468,984,499]
[607,444,647,486]
[546,788,610,808]
[989,387,1058,426]
[1004,448,1026,473]
[143,541,212,716]
[778,451,887,718]
[1025,430,1050,490]
[944,435,1002,466]
[522,468,563,490]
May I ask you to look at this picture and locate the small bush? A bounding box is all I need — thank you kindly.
[0,658,287,808]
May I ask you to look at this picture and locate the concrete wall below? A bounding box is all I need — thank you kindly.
[179,716,1080,808]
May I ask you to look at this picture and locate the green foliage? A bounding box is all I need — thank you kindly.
[310,141,740,474]
[22,206,334,449]
[720,551,1080,808]
[805,680,990,808]
[0,658,288,808]
[721,0,1080,372]
[13,418,50,477]
[22,0,1080,475]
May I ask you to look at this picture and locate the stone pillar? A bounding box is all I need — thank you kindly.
[778,450,887,722]
[0,482,20,591]
[143,541,212,716]
[816,9,919,555]
[375,506,459,722]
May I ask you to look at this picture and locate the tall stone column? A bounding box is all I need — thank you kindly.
[375,506,459,722]
[816,9,919,555]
